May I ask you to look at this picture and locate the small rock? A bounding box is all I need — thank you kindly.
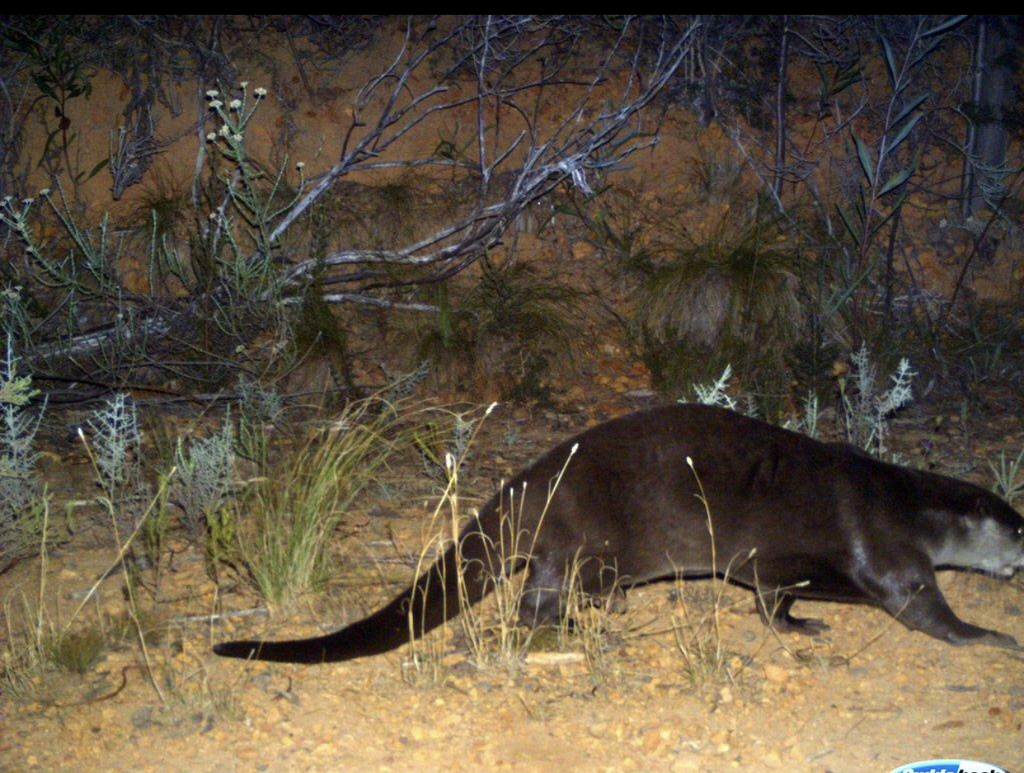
[763,663,789,684]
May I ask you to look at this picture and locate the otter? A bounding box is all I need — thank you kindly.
[214,404,1024,663]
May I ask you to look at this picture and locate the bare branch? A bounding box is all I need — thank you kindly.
[16,16,697,388]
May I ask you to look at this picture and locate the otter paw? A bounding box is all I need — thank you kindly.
[775,615,830,636]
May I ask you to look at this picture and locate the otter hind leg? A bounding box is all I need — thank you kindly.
[518,556,623,628]
[518,559,566,628]
[756,590,830,636]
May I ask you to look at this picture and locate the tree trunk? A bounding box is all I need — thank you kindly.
[962,15,1016,217]
[772,16,789,201]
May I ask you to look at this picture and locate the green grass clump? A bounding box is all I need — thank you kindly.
[45,627,106,674]
[634,209,804,406]
[234,396,398,606]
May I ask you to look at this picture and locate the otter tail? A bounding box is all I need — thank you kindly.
[213,517,498,664]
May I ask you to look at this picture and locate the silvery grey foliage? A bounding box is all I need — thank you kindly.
[172,418,235,541]
[88,393,141,492]
[238,377,283,426]
[689,365,738,410]
[384,361,430,403]
[419,411,477,484]
[781,392,821,439]
[86,393,151,538]
[839,343,915,455]
[235,377,283,468]
[0,337,44,568]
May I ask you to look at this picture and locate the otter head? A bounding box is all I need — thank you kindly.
[929,492,1024,577]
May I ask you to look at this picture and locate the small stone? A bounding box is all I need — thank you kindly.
[764,663,789,684]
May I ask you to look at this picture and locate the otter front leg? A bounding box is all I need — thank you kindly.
[884,579,1022,650]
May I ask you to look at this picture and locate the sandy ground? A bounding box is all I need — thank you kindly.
[2,395,1022,773]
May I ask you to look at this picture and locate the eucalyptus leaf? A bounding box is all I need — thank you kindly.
[921,15,967,38]
[835,203,861,246]
[891,93,928,129]
[880,36,898,89]
[36,129,60,169]
[885,112,923,155]
[878,165,914,196]
[872,191,908,233]
[912,38,943,69]
[84,157,110,183]
[853,133,875,186]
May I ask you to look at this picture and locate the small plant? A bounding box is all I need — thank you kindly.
[458,484,537,671]
[502,422,521,450]
[1,602,99,696]
[416,258,583,402]
[172,418,235,542]
[0,286,36,356]
[204,83,305,302]
[414,409,477,483]
[235,377,282,471]
[400,405,495,684]
[44,627,106,675]
[2,497,129,698]
[405,407,589,678]
[89,394,141,493]
[62,446,172,701]
[989,449,1024,506]
[671,457,725,686]
[687,136,747,205]
[573,186,659,276]
[558,550,622,686]
[0,17,102,185]
[0,336,48,571]
[837,343,915,455]
[781,391,821,439]
[382,360,430,404]
[84,394,153,548]
[688,364,738,410]
[670,579,735,690]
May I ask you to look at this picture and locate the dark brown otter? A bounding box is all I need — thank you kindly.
[214,404,1024,663]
